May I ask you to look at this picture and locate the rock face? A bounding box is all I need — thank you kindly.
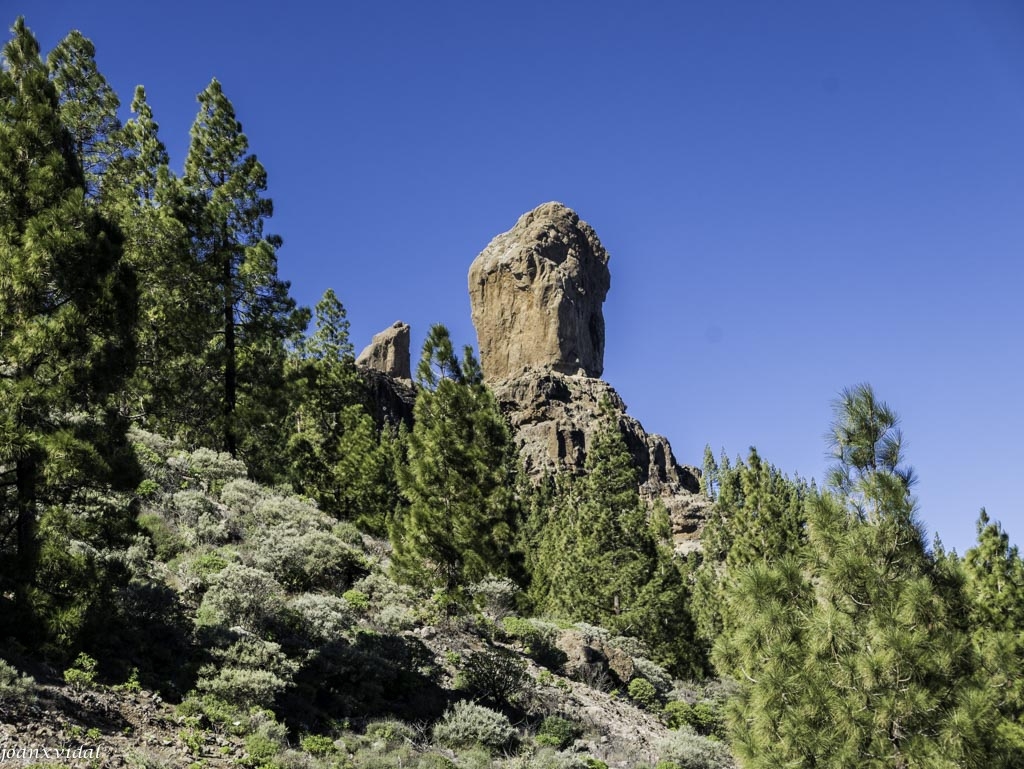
[469,203,709,552]
[468,202,610,382]
[356,322,415,428]
[356,321,411,381]
[491,373,707,552]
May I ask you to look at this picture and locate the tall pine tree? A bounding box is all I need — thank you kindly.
[0,18,136,639]
[390,325,517,597]
[182,78,305,477]
[101,85,201,430]
[715,385,1000,767]
[286,289,396,529]
[46,29,120,199]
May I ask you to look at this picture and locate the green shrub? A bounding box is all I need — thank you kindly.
[220,478,269,516]
[365,718,415,748]
[138,511,185,561]
[628,677,659,709]
[237,713,288,767]
[250,523,367,592]
[470,575,519,619]
[459,648,528,705]
[195,638,297,710]
[136,479,160,498]
[0,659,37,707]
[288,593,354,642]
[432,700,516,753]
[655,727,732,769]
[168,448,247,493]
[196,563,286,633]
[114,667,143,694]
[63,652,98,690]
[299,734,336,756]
[535,716,581,750]
[342,589,370,611]
[663,701,724,739]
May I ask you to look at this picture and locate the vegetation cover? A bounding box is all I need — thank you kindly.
[0,16,1021,769]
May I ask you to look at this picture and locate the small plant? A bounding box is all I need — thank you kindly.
[459,648,528,705]
[535,716,580,750]
[663,700,725,738]
[114,668,143,694]
[0,659,37,707]
[64,653,98,690]
[87,727,101,740]
[342,589,369,611]
[444,651,461,667]
[179,727,205,757]
[537,669,554,686]
[655,727,733,769]
[628,677,659,709]
[432,700,516,754]
[300,734,336,756]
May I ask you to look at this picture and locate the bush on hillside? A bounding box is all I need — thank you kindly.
[433,700,517,753]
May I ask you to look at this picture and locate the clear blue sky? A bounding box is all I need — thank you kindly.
[21,1,1024,553]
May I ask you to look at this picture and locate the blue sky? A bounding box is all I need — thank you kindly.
[21,1,1024,553]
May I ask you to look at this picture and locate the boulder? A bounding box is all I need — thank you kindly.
[468,202,610,382]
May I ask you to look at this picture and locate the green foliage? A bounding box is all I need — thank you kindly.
[655,727,732,769]
[663,701,724,739]
[535,717,581,750]
[287,593,354,643]
[963,510,1024,759]
[46,28,120,196]
[299,735,336,756]
[627,677,658,709]
[63,652,98,690]
[0,659,37,707]
[692,447,808,651]
[0,17,138,652]
[342,589,370,611]
[432,700,517,753]
[715,385,1000,768]
[458,647,529,705]
[391,325,518,595]
[286,290,395,528]
[181,77,306,477]
[250,521,368,592]
[114,667,143,694]
[196,563,286,633]
[195,637,297,711]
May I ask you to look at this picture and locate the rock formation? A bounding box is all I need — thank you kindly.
[356,322,415,428]
[468,202,610,381]
[469,203,708,552]
[356,321,412,382]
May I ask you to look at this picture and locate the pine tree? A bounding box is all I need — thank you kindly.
[714,385,1000,767]
[46,29,120,199]
[182,78,306,474]
[101,86,201,429]
[691,448,807,649]
[390,325,517,597]
[286,289,395,528]
[963,510,1024,758]
[527,405,656,627]
[0,18,136,637]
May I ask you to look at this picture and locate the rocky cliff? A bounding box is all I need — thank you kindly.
[469,203,708,552]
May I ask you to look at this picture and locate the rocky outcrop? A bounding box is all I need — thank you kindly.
[490,372,707,552]
[468,202,610,382]
[469,203,709,552]
[356,322,415,428]
[359,369,416,429]
[356,321,412,382]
